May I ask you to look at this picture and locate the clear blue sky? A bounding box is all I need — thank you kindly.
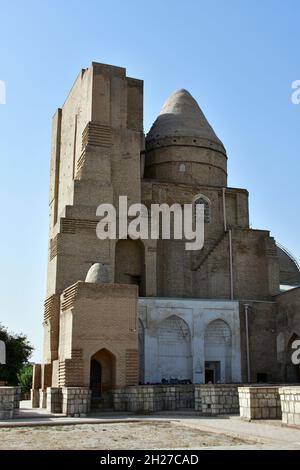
[0,0,299,361]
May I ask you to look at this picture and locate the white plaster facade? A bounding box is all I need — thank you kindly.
[138,298,241,384]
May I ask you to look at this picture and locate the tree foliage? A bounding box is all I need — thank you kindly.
[0,323,33,385]
[17,365,33,394]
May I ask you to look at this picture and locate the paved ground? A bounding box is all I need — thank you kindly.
[1,403,300,450]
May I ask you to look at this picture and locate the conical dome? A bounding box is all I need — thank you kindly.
[146,89,225,154]
[144,89,227,186]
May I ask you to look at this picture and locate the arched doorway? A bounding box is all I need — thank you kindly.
[204,319,232,383]
[157,315,192,383]
[286,333,300,383]
[115,239,145,296]
[89,349,116,408]
[90,358,102,398]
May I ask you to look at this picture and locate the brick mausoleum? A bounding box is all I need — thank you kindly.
[31,62,300,415]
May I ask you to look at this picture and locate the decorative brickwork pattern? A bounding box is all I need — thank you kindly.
[58,349,84,387]
[61,218,98,235]
[49,235,59,260]
[61,284,80,311]
[82,122,112,149]
[44,294,60,322]
[125,349,139,386]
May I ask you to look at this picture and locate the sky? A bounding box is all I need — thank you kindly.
[0,0,299,361]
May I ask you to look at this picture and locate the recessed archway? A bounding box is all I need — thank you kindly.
[89,348,116,408]
[204,319,232,383]
[157,315,192,383]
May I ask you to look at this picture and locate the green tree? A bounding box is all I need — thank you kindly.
[17,365,33,395]
[0,324,33,385]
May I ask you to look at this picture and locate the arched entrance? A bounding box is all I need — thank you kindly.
[115,239,145,296]
[90,358,102,398]
[204,319,232,383]
[157,315,192,383]
[89,349,116,408]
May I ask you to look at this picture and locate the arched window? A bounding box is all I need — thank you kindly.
[193,194,211,224]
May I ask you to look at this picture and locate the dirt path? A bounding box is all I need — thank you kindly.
[0,421,255,450]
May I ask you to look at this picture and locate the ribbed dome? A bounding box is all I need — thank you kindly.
[146,89,225,153]
[85,263,109,284]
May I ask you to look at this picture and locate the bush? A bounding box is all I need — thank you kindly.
[0,323,33,385]
[17,365,33,395]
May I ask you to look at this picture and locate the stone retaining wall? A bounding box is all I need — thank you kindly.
[113,384,241,414]
[47,387,62,413]
[238,386,281,420]
[279,386,300,427]
[39,389,47,408]
[0,387,21,419]
[62,387,91,417]
[113,385,194,413]
[30,389,40,408]
[195,384,240,415]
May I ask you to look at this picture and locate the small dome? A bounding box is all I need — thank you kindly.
[85,263,109,284]
[277,245,300,286]
[146,89,225,153]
